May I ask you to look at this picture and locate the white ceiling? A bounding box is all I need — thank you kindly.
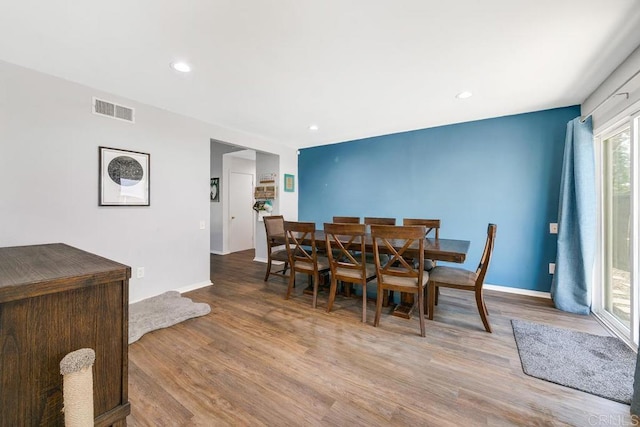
[1,1,640,149]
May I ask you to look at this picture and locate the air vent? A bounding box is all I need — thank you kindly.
[92,97,135,123]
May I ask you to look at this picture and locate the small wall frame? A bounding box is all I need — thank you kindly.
[284,174,295,192]
[211,177,220,202]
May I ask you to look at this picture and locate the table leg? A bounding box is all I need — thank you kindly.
[382,290,391,307]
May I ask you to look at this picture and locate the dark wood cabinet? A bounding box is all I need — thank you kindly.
[0,243,131,426]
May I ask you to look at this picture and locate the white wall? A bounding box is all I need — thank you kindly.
[223,150,298,263]
[0,60,298,302]
[210,141,244,254]
[278,154,298,221]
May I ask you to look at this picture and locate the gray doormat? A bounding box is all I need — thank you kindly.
[511,319,636,404]
[129,291,211,344]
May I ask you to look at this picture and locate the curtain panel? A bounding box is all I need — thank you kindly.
[550,116,596,314]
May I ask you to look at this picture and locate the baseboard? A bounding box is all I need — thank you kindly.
[211,250,229,255]
[484,283,550,299]
[253,257,286,265]
[175,280,213,294]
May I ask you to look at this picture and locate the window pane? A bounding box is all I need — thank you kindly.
[603,128,631,329]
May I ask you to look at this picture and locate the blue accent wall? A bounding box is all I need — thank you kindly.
[299,106,580,292]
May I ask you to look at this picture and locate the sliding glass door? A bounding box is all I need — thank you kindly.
[595,113,639,347]
[602,126,632,329]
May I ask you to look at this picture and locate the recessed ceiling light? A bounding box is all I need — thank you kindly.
[308,124,319,131]
[170,61,192,73]
[456,91,473,99]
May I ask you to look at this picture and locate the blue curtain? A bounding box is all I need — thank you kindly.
[550,116,596,314]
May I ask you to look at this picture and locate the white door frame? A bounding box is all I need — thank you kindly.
[593,107,640,349]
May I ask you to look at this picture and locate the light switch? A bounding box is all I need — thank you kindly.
[549,263,555,274]
[199,220,206,230]
[549,223,558,234]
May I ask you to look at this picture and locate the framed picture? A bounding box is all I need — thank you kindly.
[99,146,150,206]
[210,177,220,202]
[284,174,295,192]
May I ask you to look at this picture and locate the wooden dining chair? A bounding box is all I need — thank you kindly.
[284,221,330,308]
[365,218,396,305]
[332,216,361,224]
[263,215,290,281]
[427,223,497,333]
[324,223,376,322]
[403,218,441,271]
[329,217,363,295]
[371,224,427,337]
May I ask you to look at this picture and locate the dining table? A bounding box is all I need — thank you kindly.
[274,230,471,319]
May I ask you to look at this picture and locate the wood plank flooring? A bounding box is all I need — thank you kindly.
[126,250,632,426]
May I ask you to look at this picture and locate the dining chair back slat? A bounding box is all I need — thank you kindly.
[364,217,396,226]
[476,224,497,282]
[402,218,440,239]
[332,216,361,224]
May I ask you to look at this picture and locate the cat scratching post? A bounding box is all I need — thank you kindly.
[59,348,95,427]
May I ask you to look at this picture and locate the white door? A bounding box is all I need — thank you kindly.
[229,172,254,252]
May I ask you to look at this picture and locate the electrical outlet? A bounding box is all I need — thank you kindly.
[137,267,145,278]
[199,220,206,230]
[549,223,558,234]
[549,263,555,275]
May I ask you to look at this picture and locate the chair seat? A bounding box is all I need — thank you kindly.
[429,266,477,287]
[335,263,376,281]
[294,256,330,273]
[271,249,290,262]
[413,258,436,271]
[380,269,429,288]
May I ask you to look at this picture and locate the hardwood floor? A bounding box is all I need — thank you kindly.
[126,250,631,426]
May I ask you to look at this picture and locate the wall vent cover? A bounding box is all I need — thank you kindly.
[92,97,135,123]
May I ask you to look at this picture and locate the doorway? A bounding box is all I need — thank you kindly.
[210,144,257,254]
[210,140,282,260]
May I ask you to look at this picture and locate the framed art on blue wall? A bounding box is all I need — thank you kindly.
[284,174,295,192]
[99,146,150,206]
